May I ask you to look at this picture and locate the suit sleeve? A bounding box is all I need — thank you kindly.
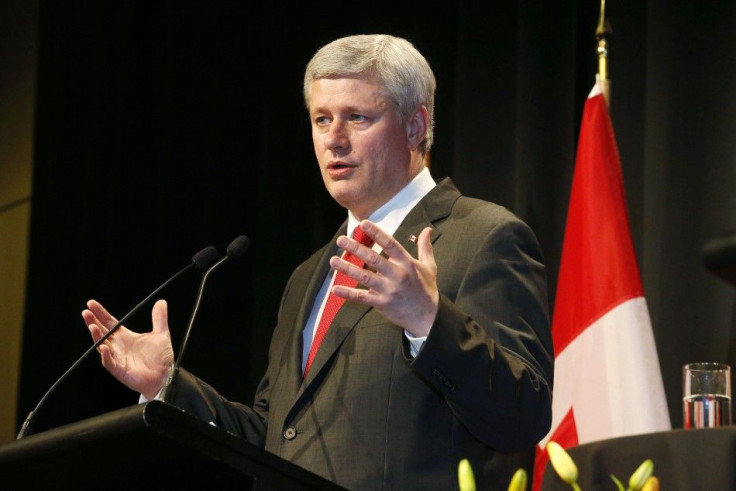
[410,217,553,452]
[164,263,304,446]
[166,369,268,446]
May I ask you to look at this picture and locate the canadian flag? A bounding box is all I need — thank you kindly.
[532,80,671,488]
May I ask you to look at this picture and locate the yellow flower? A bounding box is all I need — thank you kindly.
[546,441,579,485]
[640,476,660,491]
[628,459,654,490]
[458,458,477,491]
[507,468,528,491]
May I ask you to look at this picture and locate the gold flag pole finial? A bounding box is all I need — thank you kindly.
[596,0,612,106]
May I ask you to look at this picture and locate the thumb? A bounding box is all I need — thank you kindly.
[151,299,170,335]
[417,227,436,268]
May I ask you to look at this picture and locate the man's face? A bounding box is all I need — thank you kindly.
[309,73,416,220]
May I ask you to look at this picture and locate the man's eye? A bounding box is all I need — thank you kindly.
[350,114,367,122]
[315,116,330,125]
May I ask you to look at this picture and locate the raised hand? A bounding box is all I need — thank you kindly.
[82,299,174,400]
[330,220,439,337]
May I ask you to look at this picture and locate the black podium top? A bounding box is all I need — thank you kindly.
[0,401,345,490]
[541,427,736,490]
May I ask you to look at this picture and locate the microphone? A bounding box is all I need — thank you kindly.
[16,245,219,439]
[160,235,250,402]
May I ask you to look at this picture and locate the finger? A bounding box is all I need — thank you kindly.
[329,255,377,288]
[98,344,116,372]
[416,227,436,268]
[336,235,391,275]
[331,283,380,307]
[88,322,104,343]
[82,308,99,329]
[86,299,120,330]
[151,299,170,336]
[83,311,112,337]
[357,220,413,262]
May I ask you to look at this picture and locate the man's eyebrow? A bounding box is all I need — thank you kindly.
[310,104,368,116]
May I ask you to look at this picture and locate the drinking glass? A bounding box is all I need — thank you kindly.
[683,362,731,429]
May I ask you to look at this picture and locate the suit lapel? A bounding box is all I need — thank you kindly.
[388,177,459,254]
[293,225,346,335]
[281,223,346,394]
[299,296,372,388]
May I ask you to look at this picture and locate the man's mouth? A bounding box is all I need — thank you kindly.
[327,161,356,177]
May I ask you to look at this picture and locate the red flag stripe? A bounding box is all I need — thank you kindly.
[552,92,643,356]
[533,408,579,489]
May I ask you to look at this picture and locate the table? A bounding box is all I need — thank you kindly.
[541,427,736,490]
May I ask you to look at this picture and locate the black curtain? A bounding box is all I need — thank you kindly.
[19,1,736,434]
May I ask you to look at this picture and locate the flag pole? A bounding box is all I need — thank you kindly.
[596,0,612,106]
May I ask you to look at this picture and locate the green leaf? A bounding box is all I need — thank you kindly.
[610,474,625,491]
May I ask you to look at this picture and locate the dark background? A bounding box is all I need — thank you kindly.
[18,1,736,434]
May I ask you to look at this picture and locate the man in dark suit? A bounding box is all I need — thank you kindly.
[84,34,553,489]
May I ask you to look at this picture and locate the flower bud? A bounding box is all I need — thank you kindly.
[628,459,654,490]
[507,468,528,491]
[458,458,477,491]
[640,476,660,491]
[546,441,579,485]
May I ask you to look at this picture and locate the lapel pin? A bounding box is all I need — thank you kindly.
[408,234,417,243]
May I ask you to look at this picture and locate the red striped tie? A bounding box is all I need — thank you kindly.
[304,226,373,377]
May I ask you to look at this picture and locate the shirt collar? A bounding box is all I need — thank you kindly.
[347,166,436,239]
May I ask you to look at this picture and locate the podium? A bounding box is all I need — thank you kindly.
[0,400,345,490]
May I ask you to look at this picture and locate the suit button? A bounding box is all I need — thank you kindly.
[283,427,297,440]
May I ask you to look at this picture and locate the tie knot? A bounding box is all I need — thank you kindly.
[351,226,372,247]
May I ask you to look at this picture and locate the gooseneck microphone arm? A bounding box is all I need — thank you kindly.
[16,245,218,440]
[160,235,250,403]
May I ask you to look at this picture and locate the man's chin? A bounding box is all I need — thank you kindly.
[325,182,357,205]
[328,192,371,218]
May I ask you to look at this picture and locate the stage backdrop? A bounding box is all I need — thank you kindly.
[0,0,36,442]
[16,1,736,438]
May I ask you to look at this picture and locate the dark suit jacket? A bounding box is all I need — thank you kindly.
[171,178,553,490]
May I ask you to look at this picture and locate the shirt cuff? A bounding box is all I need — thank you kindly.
[138,386,164,404]
[404,331,427,358]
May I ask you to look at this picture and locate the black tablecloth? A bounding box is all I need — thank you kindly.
[541,427,736,490]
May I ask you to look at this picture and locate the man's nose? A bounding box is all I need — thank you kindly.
[324,120,349,151]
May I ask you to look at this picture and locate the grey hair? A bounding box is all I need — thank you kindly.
[303,34,436,153]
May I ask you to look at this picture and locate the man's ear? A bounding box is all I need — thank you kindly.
[406,106,429,151]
